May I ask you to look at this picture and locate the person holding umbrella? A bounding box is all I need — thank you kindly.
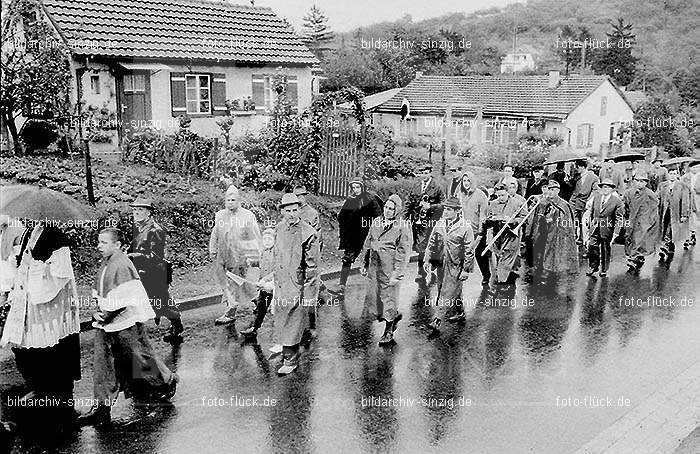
[128,198,183,344]
[622,169,660,274]
[360,194,412,345]
[0,186,87,431]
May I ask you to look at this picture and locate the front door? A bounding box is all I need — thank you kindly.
[117,71,152,139]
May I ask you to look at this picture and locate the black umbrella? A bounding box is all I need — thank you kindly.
[608,151,645,162]
[543,147,583,165]
[0,185,96,224]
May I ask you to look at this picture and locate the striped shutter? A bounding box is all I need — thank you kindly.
[286,75,298,111]
[212,73,227,116]
[252,74,265,113]
[170,72,186,117]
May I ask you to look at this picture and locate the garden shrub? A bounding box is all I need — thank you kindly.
[20,119,59,151]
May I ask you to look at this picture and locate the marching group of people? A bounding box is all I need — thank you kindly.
[0,152,698,445]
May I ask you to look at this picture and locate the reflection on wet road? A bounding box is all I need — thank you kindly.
[2,245,699,453]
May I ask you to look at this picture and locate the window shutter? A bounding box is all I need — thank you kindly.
[286,75,298,111]
[212,73,227,116]
[587,124,594,147]
[252,74,265,113]
[170,72,186,117]
[577,124,585,148]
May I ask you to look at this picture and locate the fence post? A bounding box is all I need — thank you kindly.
[83,139,96,206]
[441,139,446,175]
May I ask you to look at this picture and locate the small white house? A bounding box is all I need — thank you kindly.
[34,0,320,148]
[373,71,635,155]
[500,53,536,74]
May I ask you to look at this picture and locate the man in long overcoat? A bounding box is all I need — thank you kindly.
[622,170,660,273]
[413,166,445,281]
[570,160,600,246]
[360,194,412,345]
[209,185,262,326]
[423,197,474,334]
[129,198,183,344]
[457,172,490,284]
[273,193,320,375]
[584,179,624,277]
[332,178,383,296]
[658,167,691,262]
[524,180,579,283]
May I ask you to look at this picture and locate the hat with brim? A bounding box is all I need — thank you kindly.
[598,178,616,188]
[278,193,301,209]
[633,169,649,181]
[130,197,154,210]
[494,183,507,191]
[443,197,461,210]
[293,186,309,195]
[349,177,364,186]
[547,180,561,189]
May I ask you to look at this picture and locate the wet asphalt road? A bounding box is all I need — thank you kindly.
[2,244,699,454]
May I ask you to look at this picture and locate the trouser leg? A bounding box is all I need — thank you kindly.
[600,238,612,272]
[93,329,119,407]
[474,235,491,281]
[253,291,272,329]
[282,344,300,367]
[588,234,601,270]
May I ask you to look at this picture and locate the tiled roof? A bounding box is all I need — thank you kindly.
[375,74,613,119]
[338,88,403,111]
[42,0,319,64]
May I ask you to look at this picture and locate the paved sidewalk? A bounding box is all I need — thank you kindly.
[575,361,700,454]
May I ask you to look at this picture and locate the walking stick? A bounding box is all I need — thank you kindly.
[481,195,541,256]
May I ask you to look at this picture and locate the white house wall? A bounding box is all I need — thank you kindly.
[149,63,314,137]
[564,80,634,154]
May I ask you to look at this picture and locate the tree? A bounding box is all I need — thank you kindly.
[590,18,637,86]
[1,0,72,154]
[554,25,594,75]
[300,5,335,59]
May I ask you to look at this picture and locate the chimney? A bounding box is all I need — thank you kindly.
[415,71,423,78]
[548,70,560,88]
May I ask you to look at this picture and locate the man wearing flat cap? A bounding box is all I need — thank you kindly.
[129,198,183,343]
[482,183,524,285]
[272,193,320,375]
[209,185,262,326]
[583,179,624,277]
[524,180,579,283]
[621,169,659,273]
[423,196,474,333]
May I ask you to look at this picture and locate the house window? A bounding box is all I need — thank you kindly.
[124,74,145,93]
[600,96,607,116]
[577,123,594,148]
[90,75,100,95]
[263,76,276,112]
[185,74,211,114]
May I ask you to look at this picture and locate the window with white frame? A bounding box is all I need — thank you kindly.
[576,123,594,148]
[185,74,211,114]
[90,75,100,94]
[124,74,145,93]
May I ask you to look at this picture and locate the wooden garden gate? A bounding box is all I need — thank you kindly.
[317,124,365,197]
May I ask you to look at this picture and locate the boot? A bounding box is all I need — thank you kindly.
[214,307,237,326]
[329,264,351,296]
[163,318,184,344]
[77,405,111,426]
[240,324,258,337]
[391,312,403,332]
[378,321,394,345]
[428,318,441,338]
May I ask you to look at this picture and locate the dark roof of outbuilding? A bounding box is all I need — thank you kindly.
[375,74,627,119]
[42,0,319,65]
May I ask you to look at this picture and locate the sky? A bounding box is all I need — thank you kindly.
[253,0,519,33]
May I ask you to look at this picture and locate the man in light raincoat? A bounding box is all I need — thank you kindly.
[658,167,691,263]
[622,170,660,273]
[272,193,320,375]
[361,194,412,345]
[209,185,262,326]
[423,197,474,335]
[484,183,525,285]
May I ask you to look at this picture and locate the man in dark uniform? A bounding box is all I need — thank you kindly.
[413,165,445,282]
[524,166,548,199]
[129,198,183,344]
